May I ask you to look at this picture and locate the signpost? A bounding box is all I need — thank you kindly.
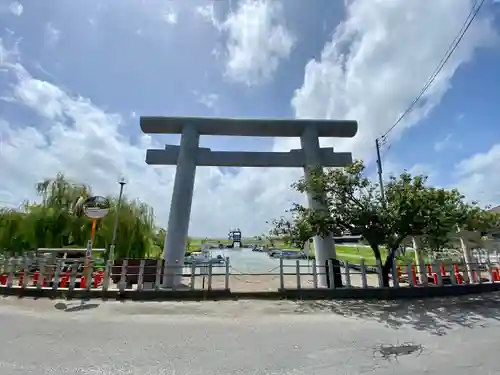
[82,196,110,274]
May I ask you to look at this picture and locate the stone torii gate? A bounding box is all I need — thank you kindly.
[140,117,358,287]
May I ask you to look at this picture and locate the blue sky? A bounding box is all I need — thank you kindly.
[1,0,500,236]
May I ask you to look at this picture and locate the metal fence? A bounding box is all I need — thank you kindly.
[0,256,498,293]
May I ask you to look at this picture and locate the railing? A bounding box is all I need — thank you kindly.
[1,256,499,295]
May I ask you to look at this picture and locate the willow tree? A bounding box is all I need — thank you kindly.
[0,173,158,259]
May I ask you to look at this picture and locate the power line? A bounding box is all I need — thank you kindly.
[379,0,485,143]
[375,0,485,196]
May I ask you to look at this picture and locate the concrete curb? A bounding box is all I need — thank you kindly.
[2,283,500,301]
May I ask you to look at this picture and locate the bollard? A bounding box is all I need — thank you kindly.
[432,272,439,285]
[21,257,29,289]
[85,262,93,291]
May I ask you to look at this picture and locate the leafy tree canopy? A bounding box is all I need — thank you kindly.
[278,160,498,286]
[0,173,162,259]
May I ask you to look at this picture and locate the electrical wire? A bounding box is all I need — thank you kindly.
[378,0,485,143]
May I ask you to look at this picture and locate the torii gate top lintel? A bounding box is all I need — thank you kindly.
[140,116,358,138]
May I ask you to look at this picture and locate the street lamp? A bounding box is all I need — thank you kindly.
[109,177,126,262]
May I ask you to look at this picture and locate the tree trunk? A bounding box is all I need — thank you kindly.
[382,249,397,288]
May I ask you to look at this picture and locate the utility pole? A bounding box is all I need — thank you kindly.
[375,138,386,206]
[109,177,126,262]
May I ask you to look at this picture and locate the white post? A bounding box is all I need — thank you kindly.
[412,236,427,286]
[21,257,29,289]
[296,260,301,289]
[487,261,494,283]
[69,266,77,292]
[163,124,199,288]
[190,263,196,290]
[458,228,475,282]
[344,261,351,288]
[137,260,145,292]
[224,257,230,290]
[155,260,162,290]
[312,261,318,288]
[360,258,368,289]
[279,257,284,290]
[327,259,335,289]
[301,126,336,287]
[52,260,61,291]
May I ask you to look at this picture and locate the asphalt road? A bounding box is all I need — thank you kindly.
[1,294,500,374]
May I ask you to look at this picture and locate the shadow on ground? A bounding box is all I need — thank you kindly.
[54,301,100,312]
[295,292,500,336]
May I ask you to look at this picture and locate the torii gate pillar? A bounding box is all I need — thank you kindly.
[141,117,358,288]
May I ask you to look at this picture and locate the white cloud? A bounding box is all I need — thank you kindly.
[434,134,462,152]
[162,8,178,25]
[455,143,500,205]
[44,23,61,47]
[0,39,300,237]
[1,1,23,16]
[221,0,295,86]
[280,0,496,161]
[0,0,498,238]
[193,91,219,110]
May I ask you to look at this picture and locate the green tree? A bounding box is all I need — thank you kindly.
[0,174,158,260]
[290,160,483,287]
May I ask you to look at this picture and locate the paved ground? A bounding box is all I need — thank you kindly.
[1,294,500,374]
